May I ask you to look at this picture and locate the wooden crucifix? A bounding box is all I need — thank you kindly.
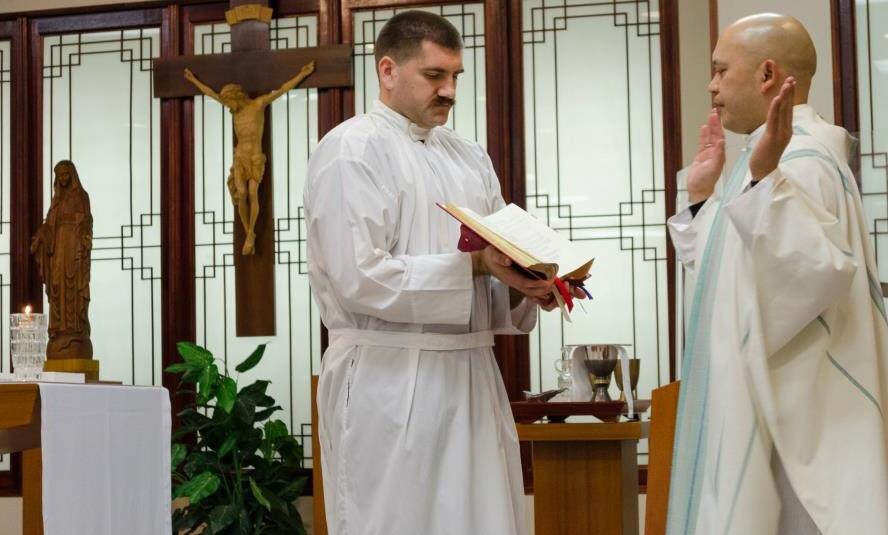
[154,0,352,337]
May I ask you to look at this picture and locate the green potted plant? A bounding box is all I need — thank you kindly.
[166,342,308,534]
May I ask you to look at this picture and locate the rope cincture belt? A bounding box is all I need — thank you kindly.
[329,329,496,351]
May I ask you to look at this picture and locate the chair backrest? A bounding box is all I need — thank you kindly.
[312,376,328,535]
[644,380,680,535]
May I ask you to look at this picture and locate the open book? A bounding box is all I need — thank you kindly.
[438,202,594,317]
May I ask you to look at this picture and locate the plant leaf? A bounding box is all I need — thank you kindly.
[250,477,272,511]
[233,395,257,426]
[235,343,266,373]
[264,419,288,442]
[239,380,269,396]
[164,362,193,374]
[207,504,238,534]
[197,363,219,405]
[178,408,212,431]
[173,471,220,505]
[171,443,187,471]
[217,434,237,459]
[177,341,214,368]
[280,476,308,499]
[182,452,216,479]
[217,377,237,413]
[254,405,282,422]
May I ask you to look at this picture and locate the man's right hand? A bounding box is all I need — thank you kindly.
[472,246,554,299]
[686,108,726,204]
[184,68,196,82]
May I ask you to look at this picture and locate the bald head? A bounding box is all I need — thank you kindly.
[709,13,816,133]
[723,14,816,83]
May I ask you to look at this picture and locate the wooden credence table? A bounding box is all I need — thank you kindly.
[518,418,649,535]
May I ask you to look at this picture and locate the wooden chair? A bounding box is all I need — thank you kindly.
[311,376,328,535]
[644,381,680,535]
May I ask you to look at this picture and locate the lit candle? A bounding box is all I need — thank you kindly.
[24,305,31,316]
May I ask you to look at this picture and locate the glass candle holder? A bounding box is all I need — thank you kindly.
[10,312,48,381]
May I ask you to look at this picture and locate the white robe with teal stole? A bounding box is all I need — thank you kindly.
[667,104,888,535]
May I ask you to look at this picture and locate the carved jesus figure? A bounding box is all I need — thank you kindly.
[31,160,94,360]
[184,61,316,254]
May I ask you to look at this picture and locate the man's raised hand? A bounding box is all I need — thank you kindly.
[686,108,727,204]
[750,77,796,181]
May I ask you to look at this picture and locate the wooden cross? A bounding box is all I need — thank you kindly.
[154,0,352,337]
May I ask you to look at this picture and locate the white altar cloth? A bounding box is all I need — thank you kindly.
[39,383,171,534]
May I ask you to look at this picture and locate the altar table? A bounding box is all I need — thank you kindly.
[0,383,171,535]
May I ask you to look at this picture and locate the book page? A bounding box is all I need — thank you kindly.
[481,204,590,277]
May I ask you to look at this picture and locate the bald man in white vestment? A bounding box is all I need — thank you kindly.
[667,14,888,535]
[305,11,581,535]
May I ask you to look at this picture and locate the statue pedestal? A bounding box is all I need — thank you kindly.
[43,359,99,381]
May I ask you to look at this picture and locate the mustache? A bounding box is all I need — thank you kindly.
[434,97,456,107]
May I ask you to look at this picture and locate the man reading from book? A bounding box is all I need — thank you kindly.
[305,10,585,535]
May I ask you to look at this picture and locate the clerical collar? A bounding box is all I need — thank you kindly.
[372,100,433,142]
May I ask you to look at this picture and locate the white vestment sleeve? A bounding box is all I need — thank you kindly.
[489,279,537,334]
[724,161,858,356]
[667,196,718,272]
[308,157,474,325]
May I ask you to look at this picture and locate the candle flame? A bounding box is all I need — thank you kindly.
[24,305,31,315]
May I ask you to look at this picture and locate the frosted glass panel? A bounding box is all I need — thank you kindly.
[193,17,321,467]
[856,0,888,307]
[523,0,669,412]
[42,29,162,386]
[353,4,487,145]
[0,39,10,473]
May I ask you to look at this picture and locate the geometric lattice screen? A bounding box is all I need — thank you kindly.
[523,0,669,405]
[353,3,487,145]
[193,16,321,468]
[0,39,9,473]
[857,0,888,306]
[42,28,162,386]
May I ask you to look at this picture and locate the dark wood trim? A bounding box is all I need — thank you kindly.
[506,0,525,209]
[345,0,480,7]
[638,464,648,494]
[181,2,228,25]
[831,0,859,133]
[160,4,196,430]
[0,0,316,22]
[0,17,27,497]
[504,0,531,399]
[484,0,508,184]
[277,0,322,14]
[339,0,355,121]
[318,0,342,139]
[660,0,681,381]
[486,0,527,401]
[0,0,215,22]
[33,9,164,34]
[25,21,44,319]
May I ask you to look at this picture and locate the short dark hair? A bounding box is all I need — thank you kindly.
[374,11,463,65]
